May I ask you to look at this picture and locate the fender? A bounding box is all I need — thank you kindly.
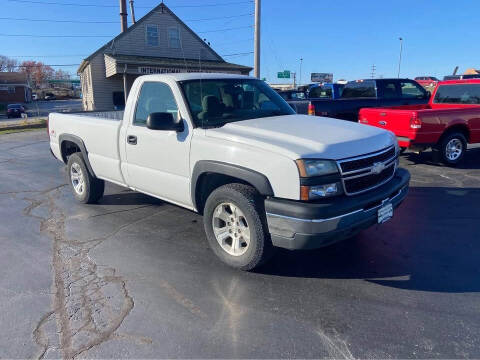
[59,134,96,177]
[191,160,274,209]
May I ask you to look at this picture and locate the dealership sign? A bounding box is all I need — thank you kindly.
[311,73,333,83]
[138,67,220,75]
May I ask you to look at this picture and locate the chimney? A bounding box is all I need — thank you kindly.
[129,0,136,24]
[119,0,128,32]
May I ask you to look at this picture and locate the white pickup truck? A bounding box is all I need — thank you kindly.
[48,73,410,270]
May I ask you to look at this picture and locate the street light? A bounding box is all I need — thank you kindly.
[299,58,303,86]
[397,37,403,78]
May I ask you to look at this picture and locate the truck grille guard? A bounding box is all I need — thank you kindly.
[336,146,398,196]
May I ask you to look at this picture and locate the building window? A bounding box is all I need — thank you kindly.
[168,27,181,49]
[8,86,15,94]
[146,24,159,47]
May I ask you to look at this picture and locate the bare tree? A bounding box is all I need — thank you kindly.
[0,55,18,72]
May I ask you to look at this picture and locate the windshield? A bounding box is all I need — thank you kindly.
[179,78,295,128]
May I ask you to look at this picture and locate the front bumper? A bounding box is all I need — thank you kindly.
[265,168,410,250]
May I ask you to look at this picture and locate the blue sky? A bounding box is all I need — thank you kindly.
[1,0,479,83]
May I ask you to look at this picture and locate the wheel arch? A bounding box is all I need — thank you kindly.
[59,134,96,177]
[441,123,470,143]
[191,161,274,214]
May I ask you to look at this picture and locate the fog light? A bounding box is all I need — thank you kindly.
[310,183,338,198]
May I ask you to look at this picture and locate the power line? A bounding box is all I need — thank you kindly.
[0,16,117,24]
[0,13,253,24]
[14,64,80,67]
[0,33,111,38]
[8,55,88,58]
[221,51,253,57]
[0,24,252,38]
[6,0,253,8]
[197,25,253,34]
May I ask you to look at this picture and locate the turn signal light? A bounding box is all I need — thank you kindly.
[308,103,315,116]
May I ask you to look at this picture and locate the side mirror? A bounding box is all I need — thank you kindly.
[146,112,184,132]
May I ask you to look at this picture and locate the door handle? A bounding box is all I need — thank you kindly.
[127,135,137,145]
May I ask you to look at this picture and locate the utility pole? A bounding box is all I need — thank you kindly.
[299,58,303,86]
[119,0,128,33]
[129,0,136,24]
[254,0,261,78]
[397,37,403,78]
[371,64,376,78]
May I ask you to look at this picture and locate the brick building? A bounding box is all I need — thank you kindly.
[0,72,32,104]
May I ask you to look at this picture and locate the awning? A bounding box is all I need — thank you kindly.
[103,53,252,78]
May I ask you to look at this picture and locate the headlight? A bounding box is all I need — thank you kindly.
[295,159,339,177]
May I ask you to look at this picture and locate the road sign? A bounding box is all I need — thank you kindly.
[311,73,333,83]
[277,70,291,79]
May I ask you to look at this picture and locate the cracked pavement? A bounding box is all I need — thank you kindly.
[1,130,480,358]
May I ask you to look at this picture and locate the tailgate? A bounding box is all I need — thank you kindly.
[359,108,416,138]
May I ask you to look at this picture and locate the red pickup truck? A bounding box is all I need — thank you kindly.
[358,79,480,165]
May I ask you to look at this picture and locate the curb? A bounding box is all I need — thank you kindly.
[0,119,47,132]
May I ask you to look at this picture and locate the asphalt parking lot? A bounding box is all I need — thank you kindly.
[1,130,479,358]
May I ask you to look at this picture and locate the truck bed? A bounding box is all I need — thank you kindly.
[359,104,480,147]
[49,111,126,185]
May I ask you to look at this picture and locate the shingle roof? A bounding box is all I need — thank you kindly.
[78,2,235,74]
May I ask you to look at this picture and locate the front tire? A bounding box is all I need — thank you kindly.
[67,153,104,204]
[203,183,273,270]
[434,132,467,166]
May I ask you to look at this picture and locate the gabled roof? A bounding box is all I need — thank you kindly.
[78,2,224,74]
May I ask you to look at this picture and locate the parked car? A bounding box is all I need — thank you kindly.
[48,73,409,270]
[289,78,430,121]
[443,74,480,80]
[358,79,480,165]
[45,93,56,101]
[6,103,26,118]
[414,76,439,88]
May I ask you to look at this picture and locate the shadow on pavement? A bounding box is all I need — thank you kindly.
[258,186,480,293]
[98,190,164,206]
[403,146,480,169]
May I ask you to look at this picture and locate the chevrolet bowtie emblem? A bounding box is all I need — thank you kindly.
[371,162,385,174]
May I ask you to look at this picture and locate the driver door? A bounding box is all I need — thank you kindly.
[125,81,192,208]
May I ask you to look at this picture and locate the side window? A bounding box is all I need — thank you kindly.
[434,84,480,104]
[145,24,159,47]
[134,82,178,126]
[342,82,376,98]
[401,81,426,99]
[168,27,181,49]
[379,81,400,99]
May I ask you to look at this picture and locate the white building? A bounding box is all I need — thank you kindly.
[78,2,252,111]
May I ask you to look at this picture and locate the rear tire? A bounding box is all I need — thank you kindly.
[203,183,274,270]
[434,132,467,166]
[67,153,104,204]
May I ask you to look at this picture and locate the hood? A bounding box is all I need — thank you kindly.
[205,114,395,160]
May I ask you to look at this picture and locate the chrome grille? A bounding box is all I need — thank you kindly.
[338,146,397,195]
